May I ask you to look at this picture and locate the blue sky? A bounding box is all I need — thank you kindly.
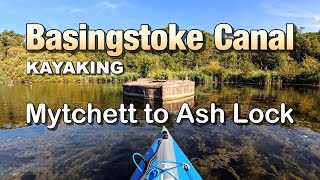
[1,0,320,34]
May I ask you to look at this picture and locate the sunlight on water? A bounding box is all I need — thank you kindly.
[0,83,319,179]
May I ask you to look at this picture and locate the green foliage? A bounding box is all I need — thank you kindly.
[153,69,173,80]
[0,30,24,60]
[174,71,212,83]
[244,71,267,84]
[224,70,243,83]
[302,56,320,74]
[201,61,225,78]
[0,30,319,85]
[139,62,151,78]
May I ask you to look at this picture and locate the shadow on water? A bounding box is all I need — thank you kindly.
[0,83,319,179]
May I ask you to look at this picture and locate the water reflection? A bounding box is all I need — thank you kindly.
[194,84,320,131]
[123,95,194,114]
[0,83,319,179]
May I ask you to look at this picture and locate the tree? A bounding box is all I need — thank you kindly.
[0,30,24,60]
[302,56,320,74]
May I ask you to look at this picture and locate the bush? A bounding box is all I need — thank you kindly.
[244,71,266,84]
[202,61,224,76]
[224,70,243,83]
[153,69,173,80]
[139,62,151,78]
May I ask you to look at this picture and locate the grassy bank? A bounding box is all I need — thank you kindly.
[0,68,319,86]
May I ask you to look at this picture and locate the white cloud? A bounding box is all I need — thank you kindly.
[261,1,320,21]
[97,1,122,9]
[69,8,86,14]
[261,1,320,31]
[182,24,212,29]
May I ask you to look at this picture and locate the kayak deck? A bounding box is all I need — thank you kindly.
[131,126,202,180]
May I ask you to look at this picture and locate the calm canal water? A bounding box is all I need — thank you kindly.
[0,83,319,180]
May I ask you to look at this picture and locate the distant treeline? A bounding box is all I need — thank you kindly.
[0,29,319,85]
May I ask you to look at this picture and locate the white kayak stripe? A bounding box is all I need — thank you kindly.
[157,127,179,179]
